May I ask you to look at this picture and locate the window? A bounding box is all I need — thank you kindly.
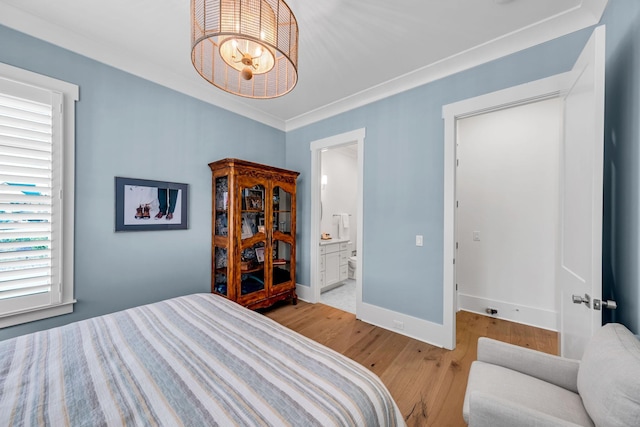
[0,63,78,328]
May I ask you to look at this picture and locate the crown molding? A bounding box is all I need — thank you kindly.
[284,0,608,131]
[0,3,287,131]
[0,0,608,133]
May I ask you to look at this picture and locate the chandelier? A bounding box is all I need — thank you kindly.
[191,0,299,98]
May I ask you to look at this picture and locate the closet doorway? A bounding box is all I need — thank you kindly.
[442,26,605,355]
[455,98,562,331]
[310,129,365,316]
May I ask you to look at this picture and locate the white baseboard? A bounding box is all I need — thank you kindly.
[458,293,557,331]
[358,301,448,348]
[296,283,448,347]
[296,283,314,303]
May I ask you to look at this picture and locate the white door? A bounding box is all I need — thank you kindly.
[558,26,606,360]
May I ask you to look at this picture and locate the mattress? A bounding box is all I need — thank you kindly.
[0,293,405,426]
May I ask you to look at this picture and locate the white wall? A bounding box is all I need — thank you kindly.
[321,145,358,253]
[456,98,561,331]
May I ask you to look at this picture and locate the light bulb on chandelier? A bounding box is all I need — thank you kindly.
[219,37,275,81]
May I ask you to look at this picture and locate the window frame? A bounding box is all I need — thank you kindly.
[0,62,78,328]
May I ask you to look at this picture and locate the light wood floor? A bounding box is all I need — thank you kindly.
[264,301,558,427]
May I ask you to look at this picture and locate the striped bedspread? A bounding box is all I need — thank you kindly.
[0,293,405,426]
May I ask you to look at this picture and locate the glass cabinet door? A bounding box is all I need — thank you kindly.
[213,247,228,296]
[213,175,229,297]
[239,182,267,297]
[272,185,293,286]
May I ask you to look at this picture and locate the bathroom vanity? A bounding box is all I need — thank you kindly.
[319,238,350,292]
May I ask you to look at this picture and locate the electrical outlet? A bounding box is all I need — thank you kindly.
[416,235,423,246]
[393,320,404,330]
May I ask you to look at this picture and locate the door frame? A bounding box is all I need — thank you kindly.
[441,74,570,350]
[309,128,365,312]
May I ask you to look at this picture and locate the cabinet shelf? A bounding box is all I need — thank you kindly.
[240,264,264,274]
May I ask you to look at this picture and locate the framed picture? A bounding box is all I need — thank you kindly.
[255,247,265,263]
[243,188,264,211]
[241,215,254,239]
[115,177,188,231]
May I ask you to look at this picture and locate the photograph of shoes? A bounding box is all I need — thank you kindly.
[122,182,183,227]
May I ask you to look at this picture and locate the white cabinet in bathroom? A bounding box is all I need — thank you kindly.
[320,240,349,292]
[325,251,340,286]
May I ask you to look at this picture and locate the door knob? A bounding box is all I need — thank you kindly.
[572,293,591,308]
[594,299,617,310]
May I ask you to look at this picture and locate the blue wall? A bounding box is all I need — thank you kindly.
[2,0,640,338]
[289,0,640,331]
[287,31,593,323]
[602,0,640,333]
[0,25,286,340]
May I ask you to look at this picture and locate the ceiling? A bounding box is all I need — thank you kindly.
[0,0,607,131]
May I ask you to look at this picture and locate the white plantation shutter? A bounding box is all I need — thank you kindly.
[0,64,77,326]
[0,82,60,313]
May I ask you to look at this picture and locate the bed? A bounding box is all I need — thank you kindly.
[0,293,405,426]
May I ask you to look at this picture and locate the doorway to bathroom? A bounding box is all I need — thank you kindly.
[309,128,365,316]
[319,143,358,313]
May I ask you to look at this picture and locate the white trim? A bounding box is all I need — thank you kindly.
[0,62,79,98]
[285,0,606,131]
[295,283,313,303]
[0,3,284,131]
[298,280,450,348]
[0,61,78,328]
[0,300,76,329]
[310,129,365,316]
[358,302,447,348]
[0,1,606,131]
[442,73,569,350]
[457,295,557,332]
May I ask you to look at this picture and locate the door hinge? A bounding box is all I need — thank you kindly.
[456,242,458,249]
[456,201,459,208]
[456,159,459,167]
[453,258,455,265]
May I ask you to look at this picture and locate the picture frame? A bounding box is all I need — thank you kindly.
[255,247,265,263]
[115,177,188,232]
[243,188,264,211]
[241,215,254,239]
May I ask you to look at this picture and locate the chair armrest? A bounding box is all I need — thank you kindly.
[477,337,580,392]
[469,391,584,427]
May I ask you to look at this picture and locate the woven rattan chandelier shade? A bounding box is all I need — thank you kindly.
[191,0,298,98]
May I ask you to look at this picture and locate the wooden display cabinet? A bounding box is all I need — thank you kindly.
[209,158,299,309]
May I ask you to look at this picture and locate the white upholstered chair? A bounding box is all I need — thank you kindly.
[463,323,640,426]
